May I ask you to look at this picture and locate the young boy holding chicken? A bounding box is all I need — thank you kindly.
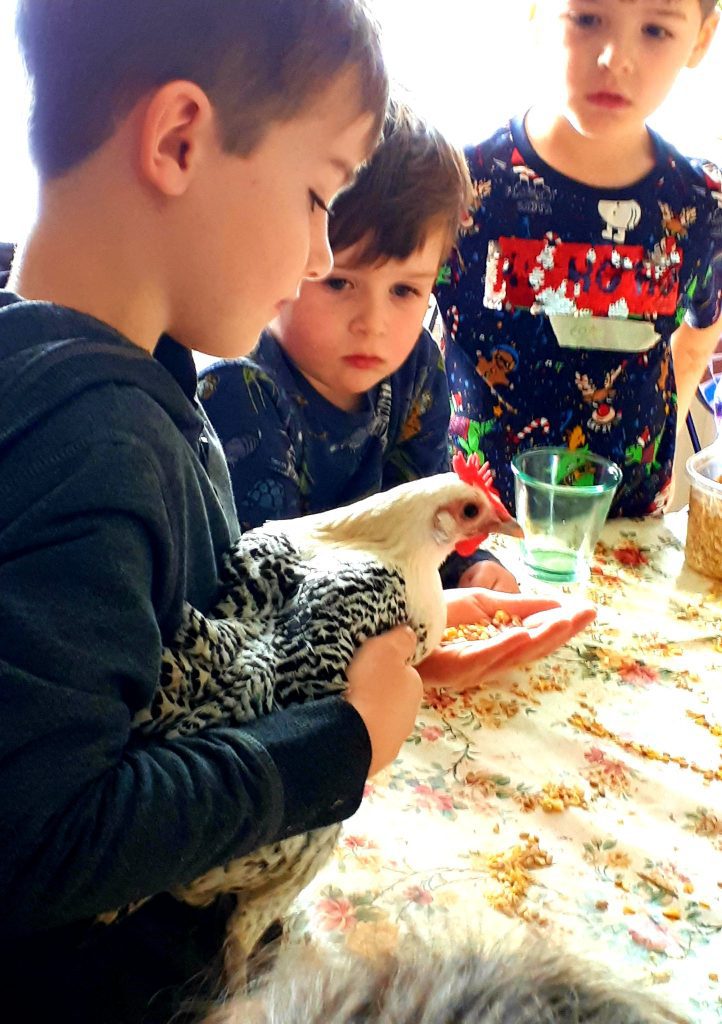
[0,2,410,1020]
[436,0,722,517]
[199,101,518,592]
[0,2,593,1019]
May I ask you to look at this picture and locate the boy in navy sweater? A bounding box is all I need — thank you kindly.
[199,102,518,592]
[0,3,407,1020]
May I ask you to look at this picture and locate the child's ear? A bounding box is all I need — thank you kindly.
[687,8,719,68]
[138,81,215,197]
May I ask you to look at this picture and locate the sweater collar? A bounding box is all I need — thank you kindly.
[0,292,205,453]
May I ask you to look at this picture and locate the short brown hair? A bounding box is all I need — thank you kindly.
[15,0,387,179]
[328,99,473,268]
[700,0,719,15]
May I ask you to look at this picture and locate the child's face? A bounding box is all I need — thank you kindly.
[169,67,375,358]
[273,225,448,412]
[536,0,718,139]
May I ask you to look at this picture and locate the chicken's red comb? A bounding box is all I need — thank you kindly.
[452,452,511,520]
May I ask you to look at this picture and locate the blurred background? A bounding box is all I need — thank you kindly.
[1,0,721,240]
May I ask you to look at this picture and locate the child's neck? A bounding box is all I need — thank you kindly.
[525,107,657,189]
[11,168,168,353]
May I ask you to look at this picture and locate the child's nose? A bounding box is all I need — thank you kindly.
[351,296,387,336]
[303,220,334,282]
[597,37,635,76]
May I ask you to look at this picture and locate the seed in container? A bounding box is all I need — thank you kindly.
[441,611,523,645]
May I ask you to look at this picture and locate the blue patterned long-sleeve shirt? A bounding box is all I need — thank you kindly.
[435,116,722,517]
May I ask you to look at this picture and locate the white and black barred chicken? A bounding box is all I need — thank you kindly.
[123,454,522,966]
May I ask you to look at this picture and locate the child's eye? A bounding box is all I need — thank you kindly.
[566,12,600,29]
[309,191,331,215]
[324,276,350,292]
[392,284,420,299]
[643,23,672,40]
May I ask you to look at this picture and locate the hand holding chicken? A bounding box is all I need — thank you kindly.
[344,624,422,777]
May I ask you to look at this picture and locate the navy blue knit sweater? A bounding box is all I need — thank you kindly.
[0,295,370,1022]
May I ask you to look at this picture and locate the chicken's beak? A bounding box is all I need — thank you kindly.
[491,516,524,539]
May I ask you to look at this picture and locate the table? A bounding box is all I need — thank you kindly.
[287,513,722,1022]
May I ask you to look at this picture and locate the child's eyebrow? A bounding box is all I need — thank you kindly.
[586,0,687,6]
[619,0,689,14]
[582,0,691,18]
[645,2,689,19]
[400,269,440,281]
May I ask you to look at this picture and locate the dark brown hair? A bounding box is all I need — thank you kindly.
[328,99,473,269]
[15,0,388,179]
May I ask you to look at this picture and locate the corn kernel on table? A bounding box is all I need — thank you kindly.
[287,511,722,1022]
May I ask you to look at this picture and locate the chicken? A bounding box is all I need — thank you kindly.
[119,454,521,969]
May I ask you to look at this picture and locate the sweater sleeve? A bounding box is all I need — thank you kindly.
[684,159,722,331]
[0,439,370,935]
[198,360,302,529]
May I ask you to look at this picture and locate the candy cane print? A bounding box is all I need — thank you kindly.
[510,416,550,445]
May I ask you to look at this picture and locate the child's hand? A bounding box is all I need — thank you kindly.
[419,589,596,691]
[345,626,422,776]
[457,560,520,593]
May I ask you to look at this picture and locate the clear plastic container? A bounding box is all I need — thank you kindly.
[685,445,722,580]
[511,447,621,583]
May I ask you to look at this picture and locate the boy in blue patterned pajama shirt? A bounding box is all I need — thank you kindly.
[200,102,518,592]
[435,0,722,517]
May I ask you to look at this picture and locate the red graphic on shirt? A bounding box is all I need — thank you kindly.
[702,162,722,192]
[487,235,681,317]
[510,147,545,185]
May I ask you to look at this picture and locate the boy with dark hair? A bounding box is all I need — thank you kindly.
[436,0,722,517]
[199,101,519,591]
[0,3,417,1021]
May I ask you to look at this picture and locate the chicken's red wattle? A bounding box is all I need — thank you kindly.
[454,533,488,556]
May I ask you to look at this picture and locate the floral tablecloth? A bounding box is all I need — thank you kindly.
[288,512,722,1022]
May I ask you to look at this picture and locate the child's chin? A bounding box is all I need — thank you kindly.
[571,103,638,136]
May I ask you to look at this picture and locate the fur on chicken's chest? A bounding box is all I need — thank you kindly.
[133,530,427,740]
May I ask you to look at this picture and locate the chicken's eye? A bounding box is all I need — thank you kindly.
[462,503,479,519]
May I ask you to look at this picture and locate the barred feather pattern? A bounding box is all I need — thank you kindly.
[109,529,424,966]
[133,531,417,738]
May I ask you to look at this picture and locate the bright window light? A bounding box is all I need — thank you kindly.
[1,0,720,242]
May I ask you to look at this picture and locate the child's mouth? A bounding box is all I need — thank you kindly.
[344,355,384,370]
[587,92,631,110]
